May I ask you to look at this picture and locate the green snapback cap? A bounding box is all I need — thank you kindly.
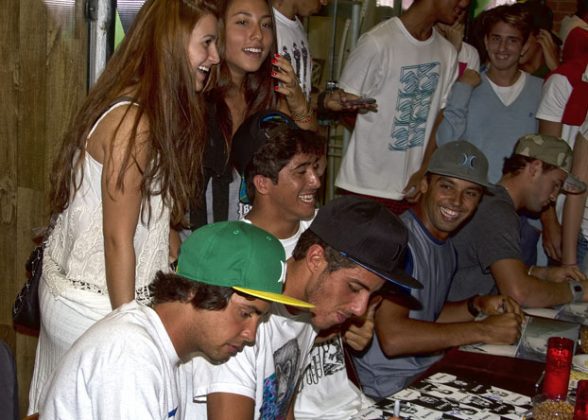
[177,221,313,309]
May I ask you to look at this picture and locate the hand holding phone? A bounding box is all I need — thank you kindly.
[344,97,376,106]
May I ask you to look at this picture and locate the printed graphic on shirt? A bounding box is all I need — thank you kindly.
[280,41,310,98]
[389,62,440,151]
[259,339,301,419]
[238,202,252,220]
[299,338,345,390]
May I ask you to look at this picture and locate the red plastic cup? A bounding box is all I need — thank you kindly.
[543,337,574,400]
[574,380,588,419]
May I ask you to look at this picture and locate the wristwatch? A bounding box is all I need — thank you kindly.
[568,280,584,303]
[318,81,339,115]
[467,295,481,318]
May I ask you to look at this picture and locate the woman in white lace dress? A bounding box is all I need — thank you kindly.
[27,0,220,412]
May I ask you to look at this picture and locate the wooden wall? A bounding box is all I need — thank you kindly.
[0,0,87,414]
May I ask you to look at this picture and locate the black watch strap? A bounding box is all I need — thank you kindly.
[467,295,481,318]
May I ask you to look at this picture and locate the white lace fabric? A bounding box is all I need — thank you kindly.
[44,101,170,303]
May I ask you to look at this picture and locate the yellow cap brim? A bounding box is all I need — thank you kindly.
[233,287,315,309]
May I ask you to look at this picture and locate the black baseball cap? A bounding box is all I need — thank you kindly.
[230,110,298,175]
[309,196,422,290]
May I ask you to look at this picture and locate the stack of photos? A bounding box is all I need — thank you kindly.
[352,372,532,420]
[556,302,588,326]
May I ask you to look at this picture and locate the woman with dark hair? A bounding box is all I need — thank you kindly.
[191,0,317,228]
[28,0,220,412]
[211,0,316,138]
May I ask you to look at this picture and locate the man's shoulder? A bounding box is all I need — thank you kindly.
[71,304,166,361]
[52,310,169,393]
[524,73,546,94]
[272,7,301,27]
[361,16,403,43]
[431,30,457,51]
[402,210,446,244]
[247,304,316,354]
[453,189,513,236]
[476,188,514,214]
[401,210,425,238]
[544,72,572,90]
[269,303,316,330]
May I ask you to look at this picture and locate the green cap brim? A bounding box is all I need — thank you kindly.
[233,287,315,309]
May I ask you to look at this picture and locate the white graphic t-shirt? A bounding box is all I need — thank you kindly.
[336,17,457,199]
[274,8,312,99]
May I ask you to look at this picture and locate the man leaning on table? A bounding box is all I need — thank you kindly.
[192,196,422,419]
[38,221,311,420]
[448,134,588,308]
[352,141,524,400]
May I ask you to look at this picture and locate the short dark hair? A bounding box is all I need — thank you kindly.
[291,229,355,273]
[150,271,234,310]
[482,4,533,42]
[245,126,326,202]
[502,154,559,176]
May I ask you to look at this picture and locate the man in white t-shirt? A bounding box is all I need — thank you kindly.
[38,221,311,420]
[272,0,328,98]
[322,0,467,214]
[229,111,376,418]
[192,194,422,419]
[231,110,326,255]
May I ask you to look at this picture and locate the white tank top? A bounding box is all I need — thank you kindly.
[44,100,170,303]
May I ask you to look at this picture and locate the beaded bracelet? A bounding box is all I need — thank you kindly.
[291,104,313,124]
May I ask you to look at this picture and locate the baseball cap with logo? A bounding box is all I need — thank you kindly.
[514,134,586,194]
[177,221,313,308]
[427,141,493,189]
[309,196,422,290]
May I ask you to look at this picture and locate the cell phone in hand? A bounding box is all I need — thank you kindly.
[345,97,376,106]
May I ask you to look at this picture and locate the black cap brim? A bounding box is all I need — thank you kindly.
[344,253,423,290]
[377,283,423,311]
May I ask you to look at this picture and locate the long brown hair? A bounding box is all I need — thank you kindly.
[206,0,277,144]
[50,0,218,227]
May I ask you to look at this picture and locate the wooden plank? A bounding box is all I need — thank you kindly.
[18,0,48,193]
[10,0,88,414]
[0,0,20,322]
[45,1,88,178]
